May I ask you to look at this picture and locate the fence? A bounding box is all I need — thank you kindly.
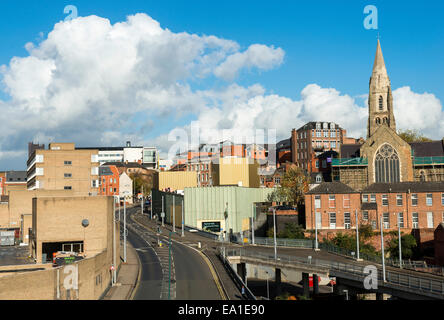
[221,247,444,298]
[249,236,444,276]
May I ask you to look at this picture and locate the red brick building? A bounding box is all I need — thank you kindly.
[305,181,444,234]
[99,165,120,196]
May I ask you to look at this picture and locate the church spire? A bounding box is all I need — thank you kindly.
[372,39,387,75]
[367,39,396,138]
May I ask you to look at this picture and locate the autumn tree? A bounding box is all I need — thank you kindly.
[397,129,433,143]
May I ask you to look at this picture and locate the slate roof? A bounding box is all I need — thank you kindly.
[363,182,444,193]
[410,140,444,157]
[340,144,362,158]
[99,166,114,176]
[306,182,358,194]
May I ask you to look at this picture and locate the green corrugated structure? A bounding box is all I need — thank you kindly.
[184,186,275,234]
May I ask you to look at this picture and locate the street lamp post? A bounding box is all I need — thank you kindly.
[380,218,386,282]
[181,199,185,237]
[141,185,144,214]
[273,208,277,261]
[161,196,165,227]
[356,209,362,261]
[314,211,319,251]
[173,195,176,233]
[398,213,403,269]
[150,189,153,220]
[123,200,127,263]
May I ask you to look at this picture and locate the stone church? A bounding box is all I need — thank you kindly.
[332,40,444,190]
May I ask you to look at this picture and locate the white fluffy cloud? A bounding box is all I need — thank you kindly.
[0,13,442,168]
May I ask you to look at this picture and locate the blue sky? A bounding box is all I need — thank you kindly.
[0,0,443,170]
[0,0,442,100]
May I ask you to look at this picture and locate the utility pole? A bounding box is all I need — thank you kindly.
[251,204,255,245]
[273,208,277,261]
[141,185,144,214]
[181,199,184,237]
[356,209,362,261]
[314,211,319,251]
[150,189,153,220]
[161,195,165,227]
[112,197,116,285]
[123,200,127,263]
[173,195,176,233]
[398,213,402,269]
[380,218,386,282]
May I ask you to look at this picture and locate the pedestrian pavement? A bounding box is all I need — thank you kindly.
[102,239,141,300]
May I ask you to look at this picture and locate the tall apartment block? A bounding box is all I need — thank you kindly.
[27,142,100,195]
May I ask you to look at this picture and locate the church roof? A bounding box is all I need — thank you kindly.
[410,140,444,157]
[306,182,358,194]
[363,181,444,193]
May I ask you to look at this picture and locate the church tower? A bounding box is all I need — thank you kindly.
[367,39,396,138]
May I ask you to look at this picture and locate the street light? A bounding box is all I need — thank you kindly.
[398,212,403,269]
[273,208,277,261]
[380,218,386,282]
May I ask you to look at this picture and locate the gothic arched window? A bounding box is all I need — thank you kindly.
[375,117,381,125]
[383,117,388,124]
[375,144,400,183]
[379,96,383,111]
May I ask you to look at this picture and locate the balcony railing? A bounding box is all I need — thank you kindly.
[332,158,368,166]
[413,157,444,166]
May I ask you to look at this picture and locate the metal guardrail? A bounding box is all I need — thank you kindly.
[413,156,444,165]
[251,237,444,276]
[222,248,444,298]
[217,247,256,300]
[332,158,368,166]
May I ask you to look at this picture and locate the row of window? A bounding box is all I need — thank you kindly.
[188,163,210,171]
[102,187,117,193]
[315,211,444,229]
[362,193,444,207]
[313,130,338,138]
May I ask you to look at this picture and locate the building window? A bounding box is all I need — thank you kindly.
[362,194,369,203]
[64,186,72,190]
[426,194,433,206]
[316,130,321,137]
[370,194,376,203]
[331,141,336,149]
[398,213,404,228]
[379,95,383,111]
[64,161,72,165]
[343,194,350,208]
[322,160,327,168]
[427,212,434,228]
[323,130,328,138]
[441,193,444,206]
[328,195,336,208]
[331,131,336,138]
[344,212,351,229]
[274,177,281,185]
[329,212,336,229]
[315,175,322,183]
[110,187,112,193]
[396,194,403,206]
[382,194,388,206]
[314,195,321,209]
[412,212,419,229]
[375,117,381,125]
[362,211,369,221]
[375,144,400,183]
[315,160,319,168]
[412,194,418,206]
[383,213,389,229]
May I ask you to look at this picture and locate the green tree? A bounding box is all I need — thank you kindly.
[277,223,305,239]
[129,172,151,196]
[397,129,432,143]
[275,165,310,205]
[387,234,417,259]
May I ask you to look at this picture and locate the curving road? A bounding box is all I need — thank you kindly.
[123,207,223,300]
